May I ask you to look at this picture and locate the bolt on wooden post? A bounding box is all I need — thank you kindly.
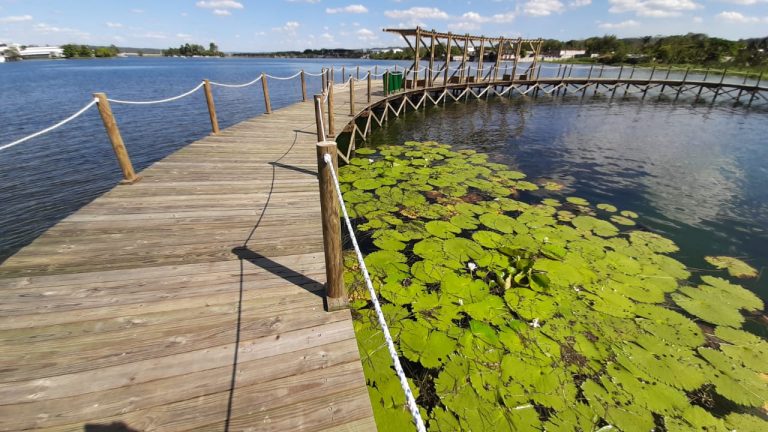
[261,73,272,114]
[316,141,347,311]
[93,93,140,184]
[203,79,220,134]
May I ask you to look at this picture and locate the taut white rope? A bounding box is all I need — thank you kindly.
[0,99,98,152]
[108,82,205,105]
[264,71,303,80]
[323,153,427,432]
[210,75,262,88]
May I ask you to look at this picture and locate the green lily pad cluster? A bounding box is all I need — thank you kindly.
[340,141,768,431]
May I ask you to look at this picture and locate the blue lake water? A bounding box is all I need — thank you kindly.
[1,58,766,316]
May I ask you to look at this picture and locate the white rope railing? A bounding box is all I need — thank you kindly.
[210,75,262,88]
[323,153,427,432]
[264,71,303,81]
[0,99,98,152]
[107,81,205,105]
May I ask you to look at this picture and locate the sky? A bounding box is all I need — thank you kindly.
[0,1,767,51]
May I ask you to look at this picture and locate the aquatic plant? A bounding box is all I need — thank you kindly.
[341,142,768,431]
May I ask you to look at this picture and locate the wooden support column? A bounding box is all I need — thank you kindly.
[477,37,485,81]
[321,68,327,92]
[413,28,421,89]
[697,68,710,99]
[428,34,436,87]
[316,141,347,312]
[659,66,672,95]
[735,73,748,102]
[342,66,346,82]
[712,69,727,102]
[444,33,453,84]
[459,35,469,82]
[643,66,655,99]
[301,70,307,102]
[327,80,335,137]
[367,72,372,103]
[494,38,504,81]
[356,66,360,80]
[313,95,325,142]
[511,38,521,81]
[611,66,623,99]
[261,73,272,114]
[349,77,355,116]
[93,93,140,184]
[203,79,220,134]
[675,67,690,101]
[747,72,762,107]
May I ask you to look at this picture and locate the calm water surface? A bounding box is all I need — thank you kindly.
[367,97,768,306]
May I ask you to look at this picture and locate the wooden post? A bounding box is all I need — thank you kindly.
[477,37,485,81]
[375,65,378,75]
[342,66,346,82]
[356,66,360,80]
[93,93,139,184]
[349,77,355,116]
[444,33,453,84]
[428,34,436,87]
[460,35,469,83]
[712,69,727,102]
[327,81,335,137]
[593,65,603,96]
[611,66,623,99]
[316,141,347,311]
[261,73,272,114]
[321,68,327,92]
[367,72,372,103]
[511,38,521,80]
[643,66,655,99]
[494,38,504,81]
[313,95,325,142]
[659,66,672,96]
[413,28,421,89]
[675,67,689,101]
[301,70,307,102]
[747,72,762,107]
[202,80,220,134]
[735,73,748,102]
[697,68,710,99]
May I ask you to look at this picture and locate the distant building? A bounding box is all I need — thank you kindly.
[559,50,586,59]
[19,46,64,59]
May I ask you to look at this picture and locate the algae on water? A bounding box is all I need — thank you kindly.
[341,141,768,431]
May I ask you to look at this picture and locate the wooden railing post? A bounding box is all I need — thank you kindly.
[327,80,335,137]
[203,79,220,134]
[367,72,372,103]
[301,70,307,102]
[316,141,347,311]
[342,66,346,82]
[93,93,140,184]
[356,66,360,80]
[321,68,327,92]
[261,73,272,114]
[349,77,355,116]
[747,72,762,107]
[313,95,325,142]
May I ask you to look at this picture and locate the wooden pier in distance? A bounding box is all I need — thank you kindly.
[0,81,387,431]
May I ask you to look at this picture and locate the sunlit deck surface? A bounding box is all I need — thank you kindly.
[0,82,386,431]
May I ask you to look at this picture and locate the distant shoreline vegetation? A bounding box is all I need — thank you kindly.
[162,42,224,57]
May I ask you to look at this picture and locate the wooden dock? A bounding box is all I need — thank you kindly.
[0,80,386,431]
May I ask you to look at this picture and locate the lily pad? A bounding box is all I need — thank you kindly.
[704,256,759,279]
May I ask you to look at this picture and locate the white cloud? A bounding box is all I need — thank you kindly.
[719,0,767,4]
[570,0,592,6]
[195,1,244,9]
[130,9,144,14]
[177,33,193,39]
[716,10,767,22]
[598,19,640,28]
[213,9,231,16]
[608,0,700,18]
[286,0,320,3]
[384,7,450,23]
[0,15,33,23]
[320,32,335,42]
[34,23,90,38]
[357,28,377,41]
[326,5,369,14]
[105,22,123,28]
[273,21,300,35]
[448,11,517,31]
[693,16,703,22]
[524,0,565,17]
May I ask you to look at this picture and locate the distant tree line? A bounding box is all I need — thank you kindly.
[61,44,119,58]
[233,48,368,58]
[163,43,223,57]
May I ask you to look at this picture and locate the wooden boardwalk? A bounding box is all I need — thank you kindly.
[0,81,386,431]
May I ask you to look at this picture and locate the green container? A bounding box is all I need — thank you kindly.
[384,72,404,94]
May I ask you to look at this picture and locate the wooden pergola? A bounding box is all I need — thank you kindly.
[384,27,544,88]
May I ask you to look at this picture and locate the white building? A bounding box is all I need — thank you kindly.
[19,46,64,59]
[559,50,586,59]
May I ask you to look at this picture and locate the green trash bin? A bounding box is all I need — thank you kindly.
[383,72,404,95]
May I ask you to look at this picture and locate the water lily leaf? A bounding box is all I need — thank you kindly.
[542,181,564,191]
[610,215,636,226]
[505,288,559,321]
[379,279,424,306]
[542,198,561,207]
[704,256,759,279]
[724,413,768,431]
[472,230,506,249]
[400,320,457,369]
[634,303,704,348]
[582,377,655,432]
[469,320,499,346]
[444,237,485,263]
[425,220,462,239]
[701,276,763,310]
[629,231,679,253]
[698,347,768,407]
[620,210,639,219]
[572,216,618,237]
[479,213,522,234]
[355,148,376,155]
[606,363,688,415]
[514,181,539,191]
[566,196,590,206]
[615,342,707,391]
[715,327,768,373]
[449,214,479,230]
[373,236,406,251]
[353,178,382,190]
[429,407,462,432]
[597,203,617,212]
[464,294,511,326]
[411,260,450,284]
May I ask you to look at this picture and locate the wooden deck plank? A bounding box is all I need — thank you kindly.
[0,81,386,430]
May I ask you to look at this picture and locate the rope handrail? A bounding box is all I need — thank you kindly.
[264,71,303,81]
[210,75,262,88]
[107,81,205,105]
[0,99,98,152]
[323,153,427,432]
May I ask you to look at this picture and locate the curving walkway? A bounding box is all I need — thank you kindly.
[0,82,385,431]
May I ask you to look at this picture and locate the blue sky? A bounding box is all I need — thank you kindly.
[1,1,766,51]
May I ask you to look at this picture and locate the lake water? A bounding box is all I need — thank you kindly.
[1,58,766,312]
